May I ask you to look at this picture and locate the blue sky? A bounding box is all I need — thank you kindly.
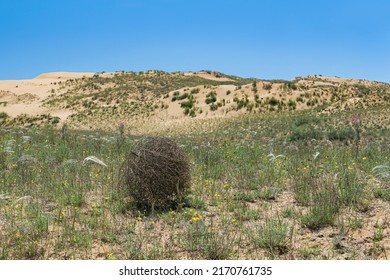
[1,0,389,82]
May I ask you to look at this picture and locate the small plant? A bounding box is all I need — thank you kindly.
[301,188,339,230]
[118,121,125,136]
[0,112,9,119]
[189,109,196,117]
[288,100,296,110]
[209,103,218,111]
[61,122,69,140]
[248,218,289,253]
[234,97,249,110]
[183,220,236,259]
[205,91,217,104]
[263,83,272,90]
[374,188,390,201]
[293,183,311,206]
[190,88,200,94]
[281,207,297,219]
[180,100,194,109]
[351,115,361,159]
[268,97,279,106]
[348,217,364,230]
[289,126,322,141]
[252,81,257,93]
[327,127,355,141]
[337,169,363,206]
[373,224,384,242]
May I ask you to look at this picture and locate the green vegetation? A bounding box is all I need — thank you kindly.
[205,91,217,104]
[1,107,390,260]
[268,97,279,106]
[44,71,251,111]
[0,112,9,120]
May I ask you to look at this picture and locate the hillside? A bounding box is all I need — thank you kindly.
[1,71,390,133]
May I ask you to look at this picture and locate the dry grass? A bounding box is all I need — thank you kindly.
[121,137,191,209]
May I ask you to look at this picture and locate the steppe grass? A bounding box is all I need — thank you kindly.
[1,109,389,259]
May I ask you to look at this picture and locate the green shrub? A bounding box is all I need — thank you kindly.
[263,83,272,90]
[268,97,279,106]
[172,93,188,102]
[289,126,322,141]
[234,97,249,110]
[189,109,196,117]
[301,188,339,230]
[374,188,390,201]
[0,112,9,119]
[248,219,289,253]
[181,100,194,109]
[190,88,200,94]
[327,127,355,141]
[210,103,218,111]
[294,115,320,127]
[205,91,217,104]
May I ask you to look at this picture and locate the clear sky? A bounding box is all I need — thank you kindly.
[1,0,389,82]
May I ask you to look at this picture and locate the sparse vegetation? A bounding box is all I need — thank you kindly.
[1,71,390,260]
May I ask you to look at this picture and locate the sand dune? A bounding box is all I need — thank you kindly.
[34,72,98,80]
[1,71,389,130]
[0,72,89,118]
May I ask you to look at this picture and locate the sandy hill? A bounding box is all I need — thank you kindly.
[1,71,390,133]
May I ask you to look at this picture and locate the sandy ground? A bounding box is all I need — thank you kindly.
[0,72,99,118]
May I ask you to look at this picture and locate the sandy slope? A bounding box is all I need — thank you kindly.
[0,71,235,121]
[0,72,98,118]
[2,71,389,131]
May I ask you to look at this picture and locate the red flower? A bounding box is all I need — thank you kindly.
[351,115,361,124]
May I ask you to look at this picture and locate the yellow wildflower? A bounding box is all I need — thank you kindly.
[191,217,200,222]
